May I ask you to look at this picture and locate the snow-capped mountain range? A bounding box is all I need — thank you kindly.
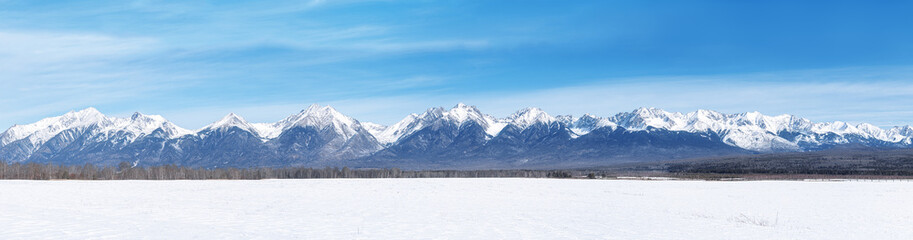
[1,104,911,169]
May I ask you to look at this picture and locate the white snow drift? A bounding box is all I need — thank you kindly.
[0,179,909,239]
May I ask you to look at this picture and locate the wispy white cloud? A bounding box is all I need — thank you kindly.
[3,1,910,132]
[303,0,327,9]
[0,24,494,128]
[341,39,491,53]
[246,25,491,54]
[313,67,913,128]
[133,66,913,129]
[0,31,192,127]
[0,31,157,71]
[3,27,911,130]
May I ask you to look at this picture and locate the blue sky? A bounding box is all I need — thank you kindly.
[1,0,913,128]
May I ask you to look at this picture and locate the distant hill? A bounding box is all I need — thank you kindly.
[620,147,913,175]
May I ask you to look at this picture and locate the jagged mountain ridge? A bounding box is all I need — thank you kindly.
[1,104,911,169]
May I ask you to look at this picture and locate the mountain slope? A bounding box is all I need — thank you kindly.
[0,108,193,163]
[2,104,911,169]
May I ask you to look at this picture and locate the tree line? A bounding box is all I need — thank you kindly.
[0,161,596,180]
[659,148,913,176]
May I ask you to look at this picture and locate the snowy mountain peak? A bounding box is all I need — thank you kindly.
[372,113,423,145]
[70,107,103,117]
[303,104,356,126]
[601,107,913,151]
[204,113,256,133]
[5,105,913,163]
[682,109,728,132]
[265,104,364,140]
[612,107,683,130]
[891,126,913,136]
[631,107,677,118]
[555,115,575,125]
[578,114,616,127]
[811,121,859,135]
[891,126,913,143]
[508,107,557,129]
[304,103,322,112]
[509,107,547,118]
[453,102,470,109]
[567,114,617,137]
[852,123,890,140]
[690,109,725,119]
[222,113,245,122]
[62,107,108,125]
[300,105,352,123]
[741,111,763,118]
[423,107,446,118]
[124,112,193,135]
[370,104,501,145]
[633,107,658,112]
[361,122,388,136]
[91,112,194,142]
[444,103,485,124]
[445,104,508,137]
[577,113,598,121]
[129,112,164,122]
[1,107,110,146]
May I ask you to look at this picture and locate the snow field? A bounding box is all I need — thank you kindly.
[0,179,910,239]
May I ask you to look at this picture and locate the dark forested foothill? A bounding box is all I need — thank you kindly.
[0,161,592,180]
[636,148,913,176]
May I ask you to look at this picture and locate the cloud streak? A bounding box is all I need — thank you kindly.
[2,1,912,131]
[0,31,157,71]
[313,67,913,128]
[0,31,194,127]
[128,66,913,129]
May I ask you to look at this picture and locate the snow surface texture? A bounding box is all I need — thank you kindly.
[3,104,913,159]
[0,179,910,239]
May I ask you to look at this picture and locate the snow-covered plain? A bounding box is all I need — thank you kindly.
[0,179,910,239]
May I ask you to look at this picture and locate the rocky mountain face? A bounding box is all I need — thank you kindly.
[1,104,911,169]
